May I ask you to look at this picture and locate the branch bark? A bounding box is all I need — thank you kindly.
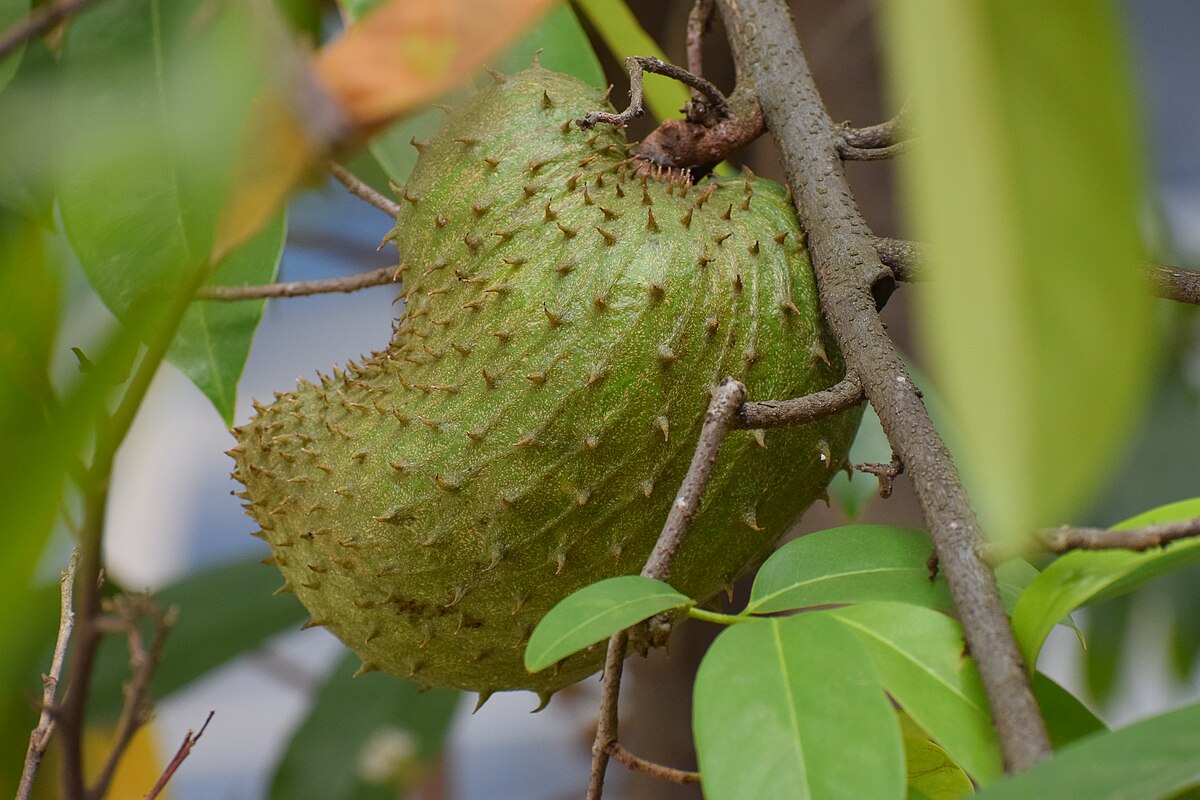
[1041,518,1200,553]
[328,162,401,218]
[197,266,399,300]
[717,0,1053,770]
[734,372,862,430]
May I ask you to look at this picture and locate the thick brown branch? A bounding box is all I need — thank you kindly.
[607,742,701,784]
[328,162,401,218]
[16,550,79,800]
[718,0,1052,770]
[197,266,399,300]
[735,372,862,430]
[0,0,99,60]
[875,236,1200,306]
[1041,518,1200,553]
[144,710,214,800]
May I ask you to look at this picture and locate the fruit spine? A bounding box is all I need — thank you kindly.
[231,66,861,698]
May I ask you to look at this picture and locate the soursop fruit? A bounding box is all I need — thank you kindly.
[231,66,861,697]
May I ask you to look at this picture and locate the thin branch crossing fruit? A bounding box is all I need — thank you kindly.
[231,67,861,697]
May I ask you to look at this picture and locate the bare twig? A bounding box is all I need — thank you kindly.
[88,597,177,800]
[578,56,730,129]
[144,710,215,800]
[608,741,701,784]
[718,0,1053,769]
[16,550,80,800]
[686,0,716,80]
[874,236,1200,306]
[1041,517,1200,553]
[840,103,912,150]
[855,455,904,498]
[838,139,913,161]
[735,372,863,430]
[328,162,401,218]
[0,0,100,61]
[197,266,398,301]
[587,632,628,800]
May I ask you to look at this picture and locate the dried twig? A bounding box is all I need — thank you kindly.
[577,55,730,129]
[735,372,863,430]
[328,162,401,218]
[1041,517,1200,553]
[608,741,701,784]
[686,0,716,80]
[855,455,904,498]
[587,632,628,800]
[16,550,80,800]
[144,710,215,800]
[717,0,1053,769]
[197,265,398,301]
[0,0,100,61]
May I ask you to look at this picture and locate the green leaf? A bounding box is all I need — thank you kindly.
[0,0,28,92]
[1031,671,1105,749]
[524,575,691,672]
[87,557,309,721]
[899,713,974,800]
[882,1,1153,547]
[693,615,905,800]
[573,0,691,122]
[364,1,603,187]
[270,652,460,800]
[746,525,952,615]
[56,0,285,421]
[0,39,55,226]
[1012,498,1200,670]
[972,700,1200,800]
[828,603,1002,785]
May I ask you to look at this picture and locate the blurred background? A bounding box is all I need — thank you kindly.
[25,0,1200,797]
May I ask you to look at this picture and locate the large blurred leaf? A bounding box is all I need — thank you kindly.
[745,526,952,614]
[972,699,1200,800]
[1012,498,1200,670]
[270,653,460,800]
[525,575,691,672]
[0,39,54,226]
[693,615,905,800]
[364,1,603,188]
[87,557,308,721]
[56,0,285,423]
[1031,671,1105,749]
[882,2,1153,546]
[829,603,1002,785]
[0,0,28,91]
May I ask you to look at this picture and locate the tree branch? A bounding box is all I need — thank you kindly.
[874,236,1200,306]
[197,266,399,300]
[586,632,627,800]
[607,741,701,784]
[577,55,730,130]
[838,139,913,161]
[686,0,715,80]
[328,162,401,218]
[717,0,1053,770]
[1041,518,1200,553]
[0,0,100,61]
[840,103,912,149]
[16,550,79,800]
[734,372,862,430]
[144,710,215,800]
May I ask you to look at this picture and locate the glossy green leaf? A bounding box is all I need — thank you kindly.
[882,1,1153,547]
[1012,498,1200,670]
[972,700,1200,800]
[829,603,1002,785]
[694,615,905,800]
[899,713,973,800]
[573,0,691,122]
[56,0,285,422]
[88,557,309,720]
[1031,671,1105,749]
[364,1,603,187]
[746,525,952,614]
[271,652,460,800]
[0,0,28,91]
[524,575,692,672]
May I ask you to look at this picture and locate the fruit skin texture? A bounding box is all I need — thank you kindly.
[231,66,861,697]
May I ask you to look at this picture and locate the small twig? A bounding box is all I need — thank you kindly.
[607,741,701,784]
[328,162,401,218]
[0,0,100,61]
[144,710,215,800]
[586,632,628,800]
[16,550,80,800]
[874,236,1200,306]
[840,102,912,150]
[686,0,716,80]
[642,378,747,582]
[197,265,399,301]
[578,56,730,129]
[735,372,863,430]
[1041,517,1200,554]
[855,454,904,498]
[88,597,177,800]
[838,139,913,161]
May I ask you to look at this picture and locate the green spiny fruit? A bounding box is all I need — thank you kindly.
[231,66,861,699]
